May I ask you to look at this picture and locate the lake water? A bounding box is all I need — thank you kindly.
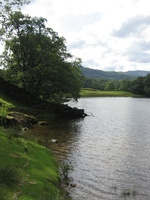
[30,97,150,200]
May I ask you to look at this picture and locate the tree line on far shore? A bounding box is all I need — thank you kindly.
[83,74,150,96]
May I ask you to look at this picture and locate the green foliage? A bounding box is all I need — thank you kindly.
[144,74,150,96]
[105,81,115,91]
[83,78,133,92]
[118,79,132,91]
[131,77,145,94]
[83,73,150,97]
[0,0,30,41]
[1,10,83,102]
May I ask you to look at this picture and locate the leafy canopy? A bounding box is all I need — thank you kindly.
[1,10,83,102]
[0,0,30,40]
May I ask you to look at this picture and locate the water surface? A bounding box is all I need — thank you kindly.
[30,97,150,200]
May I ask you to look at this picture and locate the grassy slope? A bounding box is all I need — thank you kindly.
[0,90,28,116]
[0,92,63,200]
[80,88,140,97]
[0,129,61,200]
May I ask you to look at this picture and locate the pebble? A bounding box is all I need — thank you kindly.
[70,183,76,187]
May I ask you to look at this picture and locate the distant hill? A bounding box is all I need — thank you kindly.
[81,67,150,80]
[123,70,150,77]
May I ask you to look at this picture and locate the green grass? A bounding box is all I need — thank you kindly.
[0,91,27,117]
[0,128,62,200]
[0,99,14,116]
[0,94,14,116]
[80,88,139,97]
[0,91,70,199]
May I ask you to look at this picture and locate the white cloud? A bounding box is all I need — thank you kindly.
[2,0,150,71]
[113,15,150,38]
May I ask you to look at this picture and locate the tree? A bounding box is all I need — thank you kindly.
[131,77,145,94]
[105,81,115,91]
[144,74,150,96]
[0,0,30,40]
[2,11,83,102]
[118,79,132,91]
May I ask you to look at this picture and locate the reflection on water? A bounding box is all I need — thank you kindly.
[29,97,150,200]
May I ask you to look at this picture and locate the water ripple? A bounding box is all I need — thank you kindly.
[30,97,150,200]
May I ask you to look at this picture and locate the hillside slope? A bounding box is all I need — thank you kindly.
[81,66,150,80]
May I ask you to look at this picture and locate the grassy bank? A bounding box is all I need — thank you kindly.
[80,88,140,97]
[0,92,70,200]
[0,128,62,200]
[0,94,15,117]
[0,91,28,117]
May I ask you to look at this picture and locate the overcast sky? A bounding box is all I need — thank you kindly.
[22,0,150,71]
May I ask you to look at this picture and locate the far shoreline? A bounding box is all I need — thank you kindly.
[80,88,145,98]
